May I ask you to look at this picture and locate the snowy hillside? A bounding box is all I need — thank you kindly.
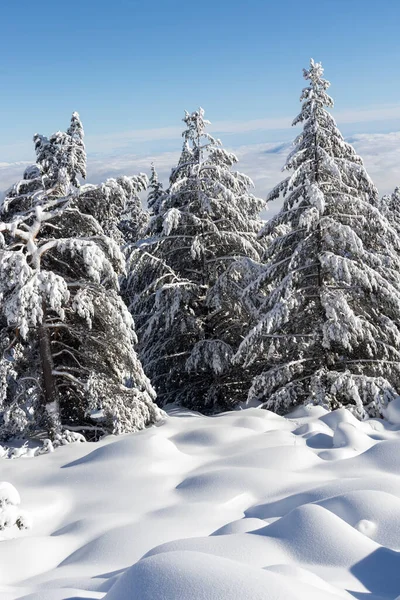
[1,405,400,600]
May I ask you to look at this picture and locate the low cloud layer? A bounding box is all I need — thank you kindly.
[1,132,399,217]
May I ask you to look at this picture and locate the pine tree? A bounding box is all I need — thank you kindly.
[380,187,400,232]
[78,174,149,245]
[124,108,265,411]
[66,111,87,187]
[0,482,31,533]
[147,164,164,215]
[0,128,162,442]
[33,112,86,196]
[236,59,400,419]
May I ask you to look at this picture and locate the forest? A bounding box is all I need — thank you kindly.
[1,58,399,448]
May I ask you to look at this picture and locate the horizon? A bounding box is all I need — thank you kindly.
[2,0,400,201]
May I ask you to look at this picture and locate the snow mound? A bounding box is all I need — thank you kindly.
[0,482,31,541]
[211,517,266,535]
[0,482,21,509]
[256,503,378,565]
[2,406,400,599]
[143,530,288,568]
[332,422,375,451]
[383,396,400,424]
[105,550,346,600]
[317,489,400,549]
[346,438,400,472]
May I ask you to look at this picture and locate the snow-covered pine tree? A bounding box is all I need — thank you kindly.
[124,108,265,411]
[380,186,400,231]
[0,134,162,442]
[77,174,149,246]
[0,482,31,535]
[66,111,87,187]
[236,59,400,419]
[33,112,86,196]
[147,164,164,215]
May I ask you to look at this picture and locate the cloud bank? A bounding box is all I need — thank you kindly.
[1,132,399,217]
[82,103,400,152]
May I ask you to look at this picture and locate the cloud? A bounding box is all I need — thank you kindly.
[63,103,399,159]
[348,131,400,194]
[333,104,400,125]
[83,141,288,208]
[1,132,399,217]
[2,100,400,170]
[83,117,292,153]
[0,161,32,194]
[85,127,183,154]
[82,103,400,154]
[84,132,400,207]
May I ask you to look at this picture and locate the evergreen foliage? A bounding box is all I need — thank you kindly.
[2,60,400,435]
[147,164,164,215]
[380,187,400,231]
[0,482,31,533]
[34,112,86,195]
[0,122,162,442]
[124,109,265,411]
[236,60,400,419]
[78,174,149,245]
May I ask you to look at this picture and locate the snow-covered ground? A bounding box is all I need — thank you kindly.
[1,405,400,600]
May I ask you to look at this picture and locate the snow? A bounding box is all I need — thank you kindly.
[0,482,31,541]
[105,550,347,600]
[383,396,400,424]
[239,59,400,421]
[0,482,20,508]
[1,405,400,600]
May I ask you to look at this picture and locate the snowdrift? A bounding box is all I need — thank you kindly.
[1,405,400,600]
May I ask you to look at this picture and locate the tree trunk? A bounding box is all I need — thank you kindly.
[314,131,329,371]
[38,312,60,438]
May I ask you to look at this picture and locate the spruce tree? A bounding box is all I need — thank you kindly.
[124,108,265,411]
[236,60,400,419]
[0,125,162,442]
[380,187,400,232]
[78,174,149,245]
[147,164,164,215]
[34,112,86,195]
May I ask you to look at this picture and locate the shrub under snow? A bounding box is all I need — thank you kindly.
[0,482,31,537]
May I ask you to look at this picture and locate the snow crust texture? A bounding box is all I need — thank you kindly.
[1,406,400,600]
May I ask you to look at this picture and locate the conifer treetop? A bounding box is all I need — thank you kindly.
[33,112,87,196]
[147,163,165,215]
[67,111,85,142]
[182,108,214,145]
[0,154,161,440]
[125,107,266,411]
[293,58,333,126]
[236,59,398,419]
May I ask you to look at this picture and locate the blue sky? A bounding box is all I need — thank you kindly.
[2,0,400,181]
